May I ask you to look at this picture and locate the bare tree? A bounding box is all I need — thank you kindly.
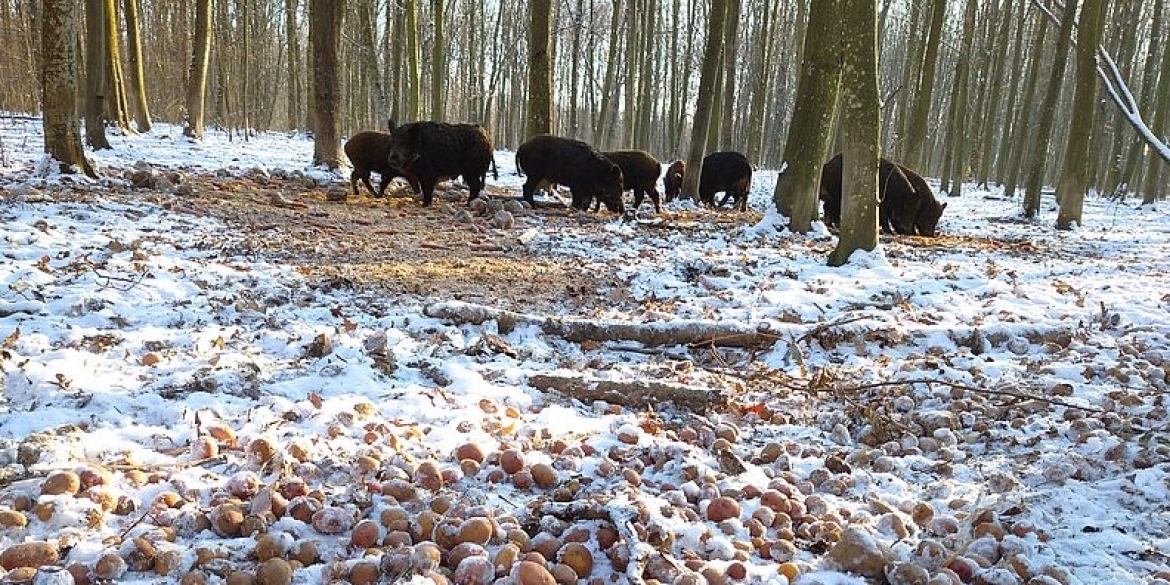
[310,0,346,168]
[1023,0,1078,217]
[42,0,95,177]
[527,0,553,136]
[431,0,446,119]
[902,0,947,170]
[123,0,151,132]
[1057,0,1106,227]
[680,0,728,202]
[772,0,842,232]
[84,0,112,148]
[184,0,213,139]
[829,0,880,266]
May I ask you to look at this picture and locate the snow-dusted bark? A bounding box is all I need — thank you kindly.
[41,0,94,177]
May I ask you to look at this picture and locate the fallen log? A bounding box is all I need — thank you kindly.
[424,301,1101,355]
[423,301,786,349]
[528,372,727,412]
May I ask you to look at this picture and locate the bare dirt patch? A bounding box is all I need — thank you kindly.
[164,176,633,314]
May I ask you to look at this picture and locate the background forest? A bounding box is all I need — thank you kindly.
[2,0,1168,206]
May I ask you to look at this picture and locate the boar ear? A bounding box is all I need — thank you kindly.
[610,166,622,179]
[387,118,397,132]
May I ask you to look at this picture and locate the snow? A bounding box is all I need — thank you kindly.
[1,115,1169,584]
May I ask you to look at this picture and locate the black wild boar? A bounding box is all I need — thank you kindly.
[663,160,686,202]
[818,154,944,236]
[902,165,946,237]
[515,134,625,213]
[344,131,418,198]
[602,150,663,213]
[699,151,753,211]
[385,120,496,207]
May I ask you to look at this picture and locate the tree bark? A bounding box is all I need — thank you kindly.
[1001,12,1048,197]
[772,0,842,232]
[526,0,553,136]
[946,0,978,198]
[1139,2,1170,204]
[681,0,728,202]
[84,0,111,148]
[719,0,741,149]
[902,0,946,170]
[403,0,421,120]
[1056,0,1106,227]
[285,0,302,130]
[828,0,880,267]
[528,374,727,412]
[41,0,95,177]
[1023,0,1078,218]
[309,0,345,168]
[184,0,213,139]
[122,0,151,132]
[431,0,446,120]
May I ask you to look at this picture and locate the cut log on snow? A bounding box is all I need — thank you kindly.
[424,301,786,348]
[424,300,1100,354]
[528,372,727,412]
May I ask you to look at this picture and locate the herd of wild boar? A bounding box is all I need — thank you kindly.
[344,120,946,237]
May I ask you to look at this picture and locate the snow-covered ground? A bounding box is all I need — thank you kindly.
[1,115,1168,585]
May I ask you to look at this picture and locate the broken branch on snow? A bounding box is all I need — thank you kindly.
[528,372,727,412]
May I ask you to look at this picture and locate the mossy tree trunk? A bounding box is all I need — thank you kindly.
[771,0,841,232]
[829,0,881,267]
[183,0,212,139]
[122,0,151,132]
[42,0,96,177]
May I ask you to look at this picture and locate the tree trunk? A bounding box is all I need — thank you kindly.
[122,0,151,132]
[184,0,212,139]
[745,0,774,162]
[946,0,978,198]
[84,0,111,148]
[829,0,880,267]
[1057,0,1106,226]
[680,0,728,202]
[719,0,740,148]
[309,0,345,169]
[1000,12,1048,196]
[771,0,842,232]
[526,0,553,137]
[431,0,446,120]
[100,0,132,134]
[1023,0,1078,218]
[1139,3,1170,204]
[285,0,302,130]
[41,0,95,177]
[977,0,1017,187]
[404,0,420,120]
[902,0,946,170]
[595,0,622,145]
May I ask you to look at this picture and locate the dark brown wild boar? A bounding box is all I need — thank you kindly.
[515,134,625,213]
[819,153,945,236]
[344,131,419,198]
[602,150,663,213]
[385,120,497,206]
[699,151,753,211]
[663,160,686,202]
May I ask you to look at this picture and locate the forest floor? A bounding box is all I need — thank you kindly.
[0,122,1169,585]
